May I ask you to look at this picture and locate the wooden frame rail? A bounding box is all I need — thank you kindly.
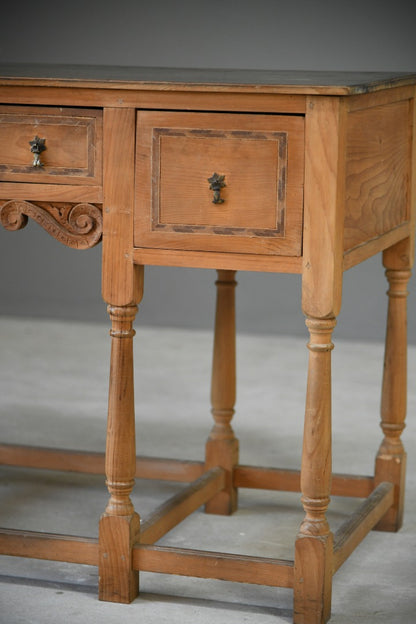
[140,468,225,544]
[234,465,375,498]
[0,443,205,482]
[0,443,374,498]
[0,528,99,565]
[0,479,394,587]
[0,458,394,597]
[332,482,394,573]
[135,544,294,587]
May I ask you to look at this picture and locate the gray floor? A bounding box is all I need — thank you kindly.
[0,317,415,623]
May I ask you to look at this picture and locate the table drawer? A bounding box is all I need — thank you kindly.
[135,111,304,256]
[0,106,102,185]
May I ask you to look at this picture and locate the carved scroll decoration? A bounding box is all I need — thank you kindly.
[0,200,103,249]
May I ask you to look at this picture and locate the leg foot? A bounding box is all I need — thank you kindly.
[294,533,333,624]
[99,513,140,603]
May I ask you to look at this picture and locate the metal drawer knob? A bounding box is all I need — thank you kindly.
[29,135,46,167]
[208,173,226,204]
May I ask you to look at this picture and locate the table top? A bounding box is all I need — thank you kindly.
[0,64,415,95]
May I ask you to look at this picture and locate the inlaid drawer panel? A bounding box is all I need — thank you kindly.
[135,111,304,256]
[0,106,102,185]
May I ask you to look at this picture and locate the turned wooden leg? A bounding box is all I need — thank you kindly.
[294,317,335,624]
[99,304,140,603]
[374,265,411,532]
[205,270,239,515]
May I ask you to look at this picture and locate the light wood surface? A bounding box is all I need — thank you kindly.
[375,260,411,531]
[101,107,143,307]
[0,182,102,203]
[0,105,102,185]
[302,95,347,319]
[1,66,415,623]
[132,246,303,273]
[333,482,394,573]
[135,544,294,588]
[99,304,141,603]
[135,111,304,256]
[140,468,226,544]
[294,317,336,624]
[344,99,412,252]
[0,528,99,566]
[0,442,376,498]
[205,270,239,515]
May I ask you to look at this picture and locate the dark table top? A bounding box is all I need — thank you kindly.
[0,64,415,95]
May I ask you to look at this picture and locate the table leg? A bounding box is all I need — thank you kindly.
[205,269,239,515]
[294,316,336,624]
[99,304,140,603]
[375,243,412,532]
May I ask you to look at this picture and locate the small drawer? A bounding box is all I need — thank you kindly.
[135,111,304,256]
[0,106,102,185]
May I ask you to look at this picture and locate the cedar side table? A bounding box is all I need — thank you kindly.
[0,66,415,623]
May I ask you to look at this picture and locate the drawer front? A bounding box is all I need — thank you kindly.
[0,106,102,185]
[135,111,304,256]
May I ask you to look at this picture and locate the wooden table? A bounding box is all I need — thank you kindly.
[0,66,415,623]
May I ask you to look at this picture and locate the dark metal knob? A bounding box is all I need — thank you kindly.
[29,136,46,167]
[208,173,226,204]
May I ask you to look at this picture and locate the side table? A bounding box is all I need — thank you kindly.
[0,65,415,623]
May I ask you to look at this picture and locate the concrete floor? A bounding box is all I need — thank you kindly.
[0,316,415,623]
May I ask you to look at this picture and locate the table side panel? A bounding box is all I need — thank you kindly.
[344,98,412,253]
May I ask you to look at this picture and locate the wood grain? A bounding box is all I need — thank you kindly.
[294,534,333,624]
[135,544,294,587]
[101,107,143,306]
[302,96,347,319]
[343,223,410,270]
[140,468,225,544]
[99,513,140,603]
[0,443,205,481]
[234,465,374,499]
[0,182,102,203]
[155,131,283,230]
[374,265,411,531]
[294,316,337,624]
[99,304,140,603]
[344,99,411,252]
[205,270,239,515]
[333,482,394,572]
[0,528,98,565]
[0,86,307,113]
[133,246,303,273]
[135,111,304,257]
[0,443,374,497]
[1,68,415,621]
[0,105,102,185]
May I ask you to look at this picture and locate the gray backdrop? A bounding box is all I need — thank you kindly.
[1,0,415,342]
